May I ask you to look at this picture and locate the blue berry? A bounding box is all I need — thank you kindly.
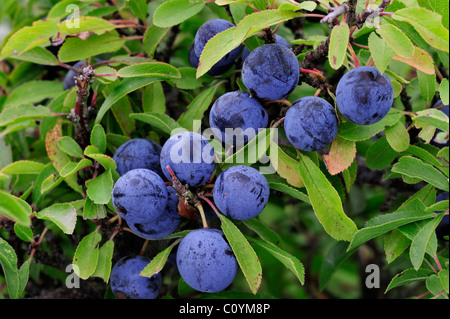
[112,168,168,223]
[113,138,163,177]
[110,255,162,299]
[209,91,268,146]
[194,19,241,68]
[63,61,84,90]
[127,186,183,240]
[213,165,270,220]
[242,43,299,101]
[160,131,216,188]
[336,66,393,125]
[242,34,290,62]
[284,96,338,151]
[176,228,238,293]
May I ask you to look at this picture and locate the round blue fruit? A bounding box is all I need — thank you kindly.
[430,100,449,149]
[194,19,242,68]
[188,44,234,76]
[176,228,238,293]
[242,43,299,101]
[63,61,84,90]
[113,138,163,177]
[242,34,290,62]
[213,165,270,220]
[336,66,394,125]
[435,192,449,240]
[160,131,216,188]
[209,91,268,146]
[110,255,162,299]
[128,186,183,240]
[112,168,168,223]
[284,96,338,152]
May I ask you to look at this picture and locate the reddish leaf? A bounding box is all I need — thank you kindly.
[322,136,356,175]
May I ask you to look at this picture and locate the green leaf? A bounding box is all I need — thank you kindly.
[347,199,435,252]
[0,105,54,127]
[58,136,84,158]
[241,218,282,246]
[426,274,445,295]
[268,141,304,188]
[73,230,102,280]
[338,109,403,141]
[418,0,449,29]
[0,18,58,59]
[13,223,34,243]
[130,112,182,135]
[84,146,117,172]
[57,16,116,37]
[142,82,166,114]
[95,77,161,124]
[385,121,410,152]
[86,169,113,205]
[153,0,205,28]
[91,240,114,283]
[298,152,357,241]
[172,67,212,90]
[140,241,179,278]
[0,190,31,226]
[219,214,262,294]
[393,8,449,52]
[329,22,350,70]
[0,237,20,299]
[58,32,126,63]
[368,33,395,74]
[60,158,93,178]
[392,46,435,75]
[117,62,181,79]
[417,70,438,104]
[392,156,449,191]
[264,174,310,204]
[0,160,45,175]
[129,0,148,21]
[385,268,434,293]
[439,79,449,105]
[35,203,77,235]
[143,25,169,58]
[409,213,444,270]
[177,86,216,131]
[249,237,304,285]
[384,229,411,264]
[83,197,106,220]
[414,108,449,132]
[8,46,59,66]
[377,24,414,58]
[439,268,449,293]
[90,124,107,154]
[365,137,398,170]
[3,80,63,108]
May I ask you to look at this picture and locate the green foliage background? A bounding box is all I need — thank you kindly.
[0,0,448,299]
